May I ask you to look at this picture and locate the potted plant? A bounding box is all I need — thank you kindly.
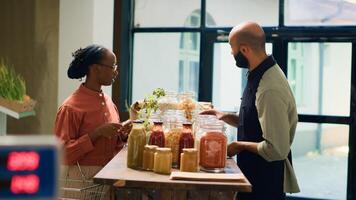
[0,60,36,113]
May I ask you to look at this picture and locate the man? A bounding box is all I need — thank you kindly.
[202,22,300,199]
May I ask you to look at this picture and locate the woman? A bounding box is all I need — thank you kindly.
[55,44,131,199]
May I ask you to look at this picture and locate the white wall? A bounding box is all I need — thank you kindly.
[58,0,114,107]
[93,0,114,49]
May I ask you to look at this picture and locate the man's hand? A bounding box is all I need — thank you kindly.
[227,141,243,157]
[200,109,225,119]
[201,109,239,128]
[227,141,259,157]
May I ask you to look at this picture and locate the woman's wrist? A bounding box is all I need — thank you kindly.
[88,129,101,142]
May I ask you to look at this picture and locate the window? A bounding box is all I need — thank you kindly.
[290,122,349,199]
[189,61,199,93]
[285,0,356,26]
[132,33,200,101]
[212,43,273,111]
[134,0,201,27]
[177,10,204,95]
[178,32,200,94]
[206,0,279,27]
[287,42,352,116]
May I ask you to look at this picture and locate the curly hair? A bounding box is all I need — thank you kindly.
[67,44,107,79]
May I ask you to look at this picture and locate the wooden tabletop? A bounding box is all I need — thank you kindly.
[94,147,252,192]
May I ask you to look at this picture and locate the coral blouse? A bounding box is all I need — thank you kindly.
[55,84,123,166]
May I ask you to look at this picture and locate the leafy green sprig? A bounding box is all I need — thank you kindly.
[139,88,166,126]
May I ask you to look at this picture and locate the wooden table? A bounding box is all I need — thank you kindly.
[94,147,252,199]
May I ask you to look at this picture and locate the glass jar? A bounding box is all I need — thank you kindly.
[195,115,218,137]
[178,92,197,121]
[153,147,172,174]
[178,122,194,167]
[180,148,198,172]
[162,109,186,125]
[158,91,179,113]
[127,121,146,169]
[194,115,219,162]
[149,121,165,147]
[149,110,161,124]
[164,119,182,167]
[142,145,158,171]
[199,120,227,172]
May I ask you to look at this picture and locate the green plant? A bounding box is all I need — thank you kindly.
[139,88,166,126]
[0,60,26,101]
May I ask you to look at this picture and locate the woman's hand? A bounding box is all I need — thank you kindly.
[129,101,141,120]
[89,123,122,142]
[118,120,132,141]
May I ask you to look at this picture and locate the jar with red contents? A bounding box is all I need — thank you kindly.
[199,120,227,172]
[149,121,165,147]
[178,122,194,167]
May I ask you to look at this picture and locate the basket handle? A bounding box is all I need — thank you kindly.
[76,161,89,181]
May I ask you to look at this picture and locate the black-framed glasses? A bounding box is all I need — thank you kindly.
[97,63,118,71]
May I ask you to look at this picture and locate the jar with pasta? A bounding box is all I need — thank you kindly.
[164,119,182,168]
[178,92,197,121]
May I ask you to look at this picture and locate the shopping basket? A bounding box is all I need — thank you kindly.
[59,162,106,200]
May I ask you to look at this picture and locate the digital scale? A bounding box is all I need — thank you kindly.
[0,136,61,200]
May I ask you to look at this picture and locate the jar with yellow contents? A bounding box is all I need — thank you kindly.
[153,147,172,174]
[180,148,198,172]
[142,145,158,171]
[127,120,146,169]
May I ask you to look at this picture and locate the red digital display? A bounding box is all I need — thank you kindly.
[7,151,40,171]
[10,174,40,194]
